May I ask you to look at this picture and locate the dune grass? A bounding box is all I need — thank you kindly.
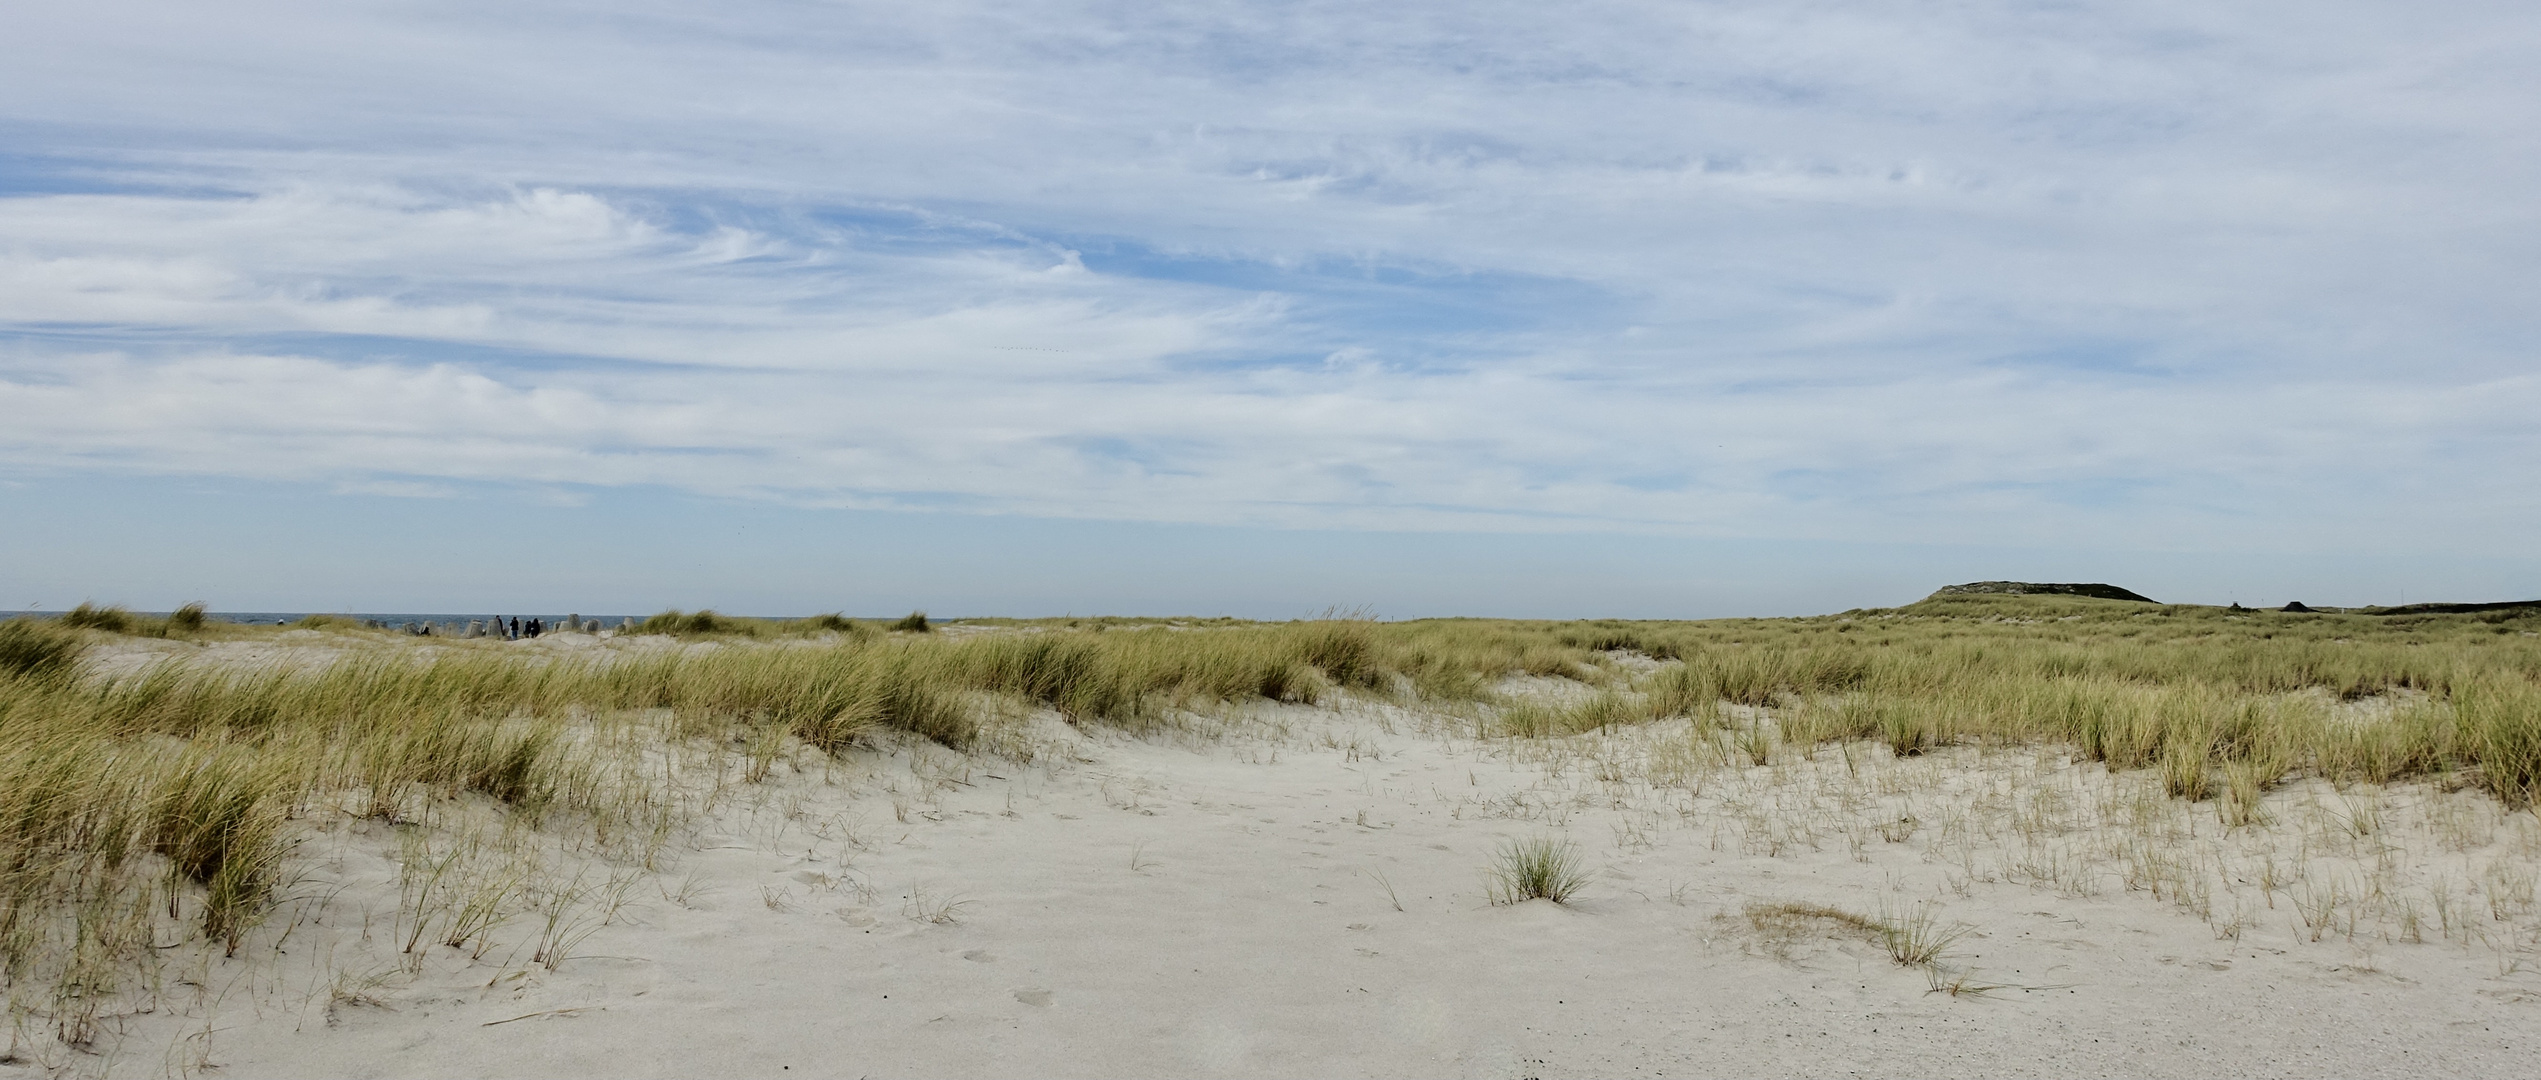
[50,602,214,640]
[1485,836,1590,904]
[0,619,84,678]
[629,609,875,639]
[0,613,1416,1011]
[1,594,2536,1044]
[1461,595,2541,808]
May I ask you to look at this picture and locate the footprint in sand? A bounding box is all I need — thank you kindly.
[963,950,995,962]
[1014,988,1054,1007]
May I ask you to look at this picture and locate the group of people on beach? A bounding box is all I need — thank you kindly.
[492,617,543,640]
[459,615,603,640]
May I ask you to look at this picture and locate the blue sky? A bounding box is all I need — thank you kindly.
[3,1,2538,617]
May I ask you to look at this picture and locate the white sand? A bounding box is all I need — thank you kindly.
[19,698,2541,1078]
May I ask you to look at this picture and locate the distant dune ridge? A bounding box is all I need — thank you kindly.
[2369,600,2541,615]
[1926,581,2541,614]
[1928,580,2160,603]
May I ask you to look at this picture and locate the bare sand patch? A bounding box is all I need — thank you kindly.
[23,696,2539,1079]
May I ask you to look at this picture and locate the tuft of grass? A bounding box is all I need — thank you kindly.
[2160,736,2213,802]
[636,609,739,636]
[1291,615,1382,688]
[151,744,301,951]
[1736,721,1775,767]
[903,883,971,924]
[1924,965,2011,998]
[59,603,136,634]
[1879,702,1936,757]
[49,603,206,639]
[1486,690,1647,738]
[1485,836,1589,905]
[945,621,1375,726]
[1875,903,1973,967]
[1739,901,1884,963]
[890,610,933,634]
[531,870,634,971]
[2459,675,2541,809]
[2219,759,2274,826]
[0,618,85,679]
[1745,900,1885,938]
[1742,901,1971,971]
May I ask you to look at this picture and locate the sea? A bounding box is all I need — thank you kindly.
[20,611,646,634]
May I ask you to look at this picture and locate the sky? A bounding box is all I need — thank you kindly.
[3,1,2538,618]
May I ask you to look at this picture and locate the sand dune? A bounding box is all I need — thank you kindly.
[28,691,2538,1079]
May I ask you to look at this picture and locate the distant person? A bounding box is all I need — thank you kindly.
[509,616,520,640]
[528,618,543,638]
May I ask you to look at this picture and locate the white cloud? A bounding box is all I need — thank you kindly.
[0,187,1253,373]
[2,1,2538,561]
[5,334,2533,557]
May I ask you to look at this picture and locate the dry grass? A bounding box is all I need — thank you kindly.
[1,594,2535,1056]
[1462,596,2541,810]
[1741,900,1887,955]
[0,612,1409,1033]
[1738,900,1967,968]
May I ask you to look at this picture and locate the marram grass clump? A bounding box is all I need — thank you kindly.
[0,618,84,679]
[59,602,140,634]
[1485,836,1589,905]
[50,602,213,640]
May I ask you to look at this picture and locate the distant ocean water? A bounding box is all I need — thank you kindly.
[19,611,644,632]
[217,613,644,631]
